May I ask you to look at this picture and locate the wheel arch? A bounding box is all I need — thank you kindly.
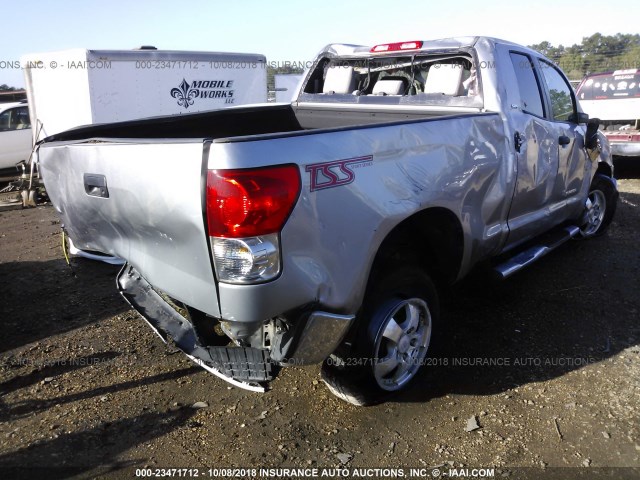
[367,207,464,290]
[596,160,613,178]
[335,207,464,359]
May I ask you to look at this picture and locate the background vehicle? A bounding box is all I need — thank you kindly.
[38,37,618,405]
[577,69,640,157]
[0,101,31,172]
[273,73,304,102]
[22,48,268,143]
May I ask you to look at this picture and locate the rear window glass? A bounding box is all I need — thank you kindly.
[577,70,640,100]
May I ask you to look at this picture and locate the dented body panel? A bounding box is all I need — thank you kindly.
[210,112,510,319]
[40,139,221,317]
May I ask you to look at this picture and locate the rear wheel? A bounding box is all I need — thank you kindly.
[579,174,617,238]
[321,267,439,406]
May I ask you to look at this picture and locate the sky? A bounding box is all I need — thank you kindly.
[2,0,639,88]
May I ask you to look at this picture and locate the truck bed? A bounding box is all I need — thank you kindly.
[43,103,483,143]
[38,103,501,323]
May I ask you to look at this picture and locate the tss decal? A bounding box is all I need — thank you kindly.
[306,156,373,192]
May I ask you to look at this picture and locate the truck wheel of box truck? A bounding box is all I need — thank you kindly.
[321,267,439,406]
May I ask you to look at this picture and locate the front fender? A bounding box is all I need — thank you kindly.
[592,131,614,177]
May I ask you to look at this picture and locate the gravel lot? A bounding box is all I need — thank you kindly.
[0,162,639,479]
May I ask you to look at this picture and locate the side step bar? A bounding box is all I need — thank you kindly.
[494,226,580,279]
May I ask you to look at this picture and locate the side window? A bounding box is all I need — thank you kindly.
[15,107,31,129]
[509,52,545,117]
[0,110,12,131]
[539,60,576,122]
[0,107,31,131]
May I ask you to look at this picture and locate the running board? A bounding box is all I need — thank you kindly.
[494,226,580,279]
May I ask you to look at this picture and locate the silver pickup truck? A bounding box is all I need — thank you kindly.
[38,37,618,405]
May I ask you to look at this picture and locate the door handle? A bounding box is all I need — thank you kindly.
[84,173,109,198]
[558,135,571,146]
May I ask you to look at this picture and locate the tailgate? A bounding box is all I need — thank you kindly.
[38,139,220,317]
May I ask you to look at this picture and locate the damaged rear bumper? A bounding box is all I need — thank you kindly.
[117,264,354,392]
[117,265,273,392]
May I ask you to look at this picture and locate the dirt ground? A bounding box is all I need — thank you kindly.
[0,161,639,480]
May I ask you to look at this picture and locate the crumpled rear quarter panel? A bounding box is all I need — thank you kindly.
[211,113,510,320]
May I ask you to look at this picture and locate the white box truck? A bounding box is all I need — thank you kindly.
[274,73,304,103]
[21,48,267,143]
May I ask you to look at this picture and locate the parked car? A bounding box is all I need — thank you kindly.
[0,101,32,171]
[38,36,618,405]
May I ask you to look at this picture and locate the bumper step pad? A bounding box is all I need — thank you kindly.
[208,346,273,383]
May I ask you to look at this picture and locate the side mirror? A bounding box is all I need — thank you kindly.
[585,118,600,150]
[569,112,590,124]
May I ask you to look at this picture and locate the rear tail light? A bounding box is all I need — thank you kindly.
[212,235,280,284]
[206,165,301,284]
[206,165,300,238]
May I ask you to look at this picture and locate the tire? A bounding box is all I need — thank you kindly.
[321,267,439,406]
[578,174,618,238]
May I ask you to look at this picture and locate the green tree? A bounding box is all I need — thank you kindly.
[529,41,565,59]
[530,33,640,81]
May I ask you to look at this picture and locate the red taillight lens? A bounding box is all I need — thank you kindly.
[206,165,301,238]
[370,41,423,53]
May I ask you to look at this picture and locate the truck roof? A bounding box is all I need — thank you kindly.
[21,49,266,65]
[581,68,640,78]
[0,101,28,112]
[318,36,541,57]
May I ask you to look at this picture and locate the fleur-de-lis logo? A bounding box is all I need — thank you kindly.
[171,79,198,109]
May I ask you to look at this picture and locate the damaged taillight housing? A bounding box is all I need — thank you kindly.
[206,165,301,284]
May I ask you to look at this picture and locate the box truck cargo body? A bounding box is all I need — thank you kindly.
[21,49,267,143]
[274,74,304,103]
